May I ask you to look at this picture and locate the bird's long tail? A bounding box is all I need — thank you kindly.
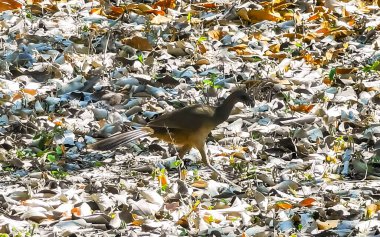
[88,127,153,151]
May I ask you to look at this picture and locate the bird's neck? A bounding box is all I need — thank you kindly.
[214,96,238,124]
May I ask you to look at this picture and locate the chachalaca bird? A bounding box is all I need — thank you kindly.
[89,90,253,186]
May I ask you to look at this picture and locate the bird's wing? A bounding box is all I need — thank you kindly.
[148,104,216,130]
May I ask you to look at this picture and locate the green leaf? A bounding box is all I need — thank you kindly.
[363,60,380,72]
[51,170,68,179]
[170,160,182,169]
[187,12,191,23]
[47,154,57,163]
[56,146,63,155]
[161,184,167,192]
[94,161,104,167]
[197,36,207,43]
[329,68,336,81]
[203,79,213,86]
[251,56,262,62]
[137,54,144,64]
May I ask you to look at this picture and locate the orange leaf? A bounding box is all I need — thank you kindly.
[71,207,81,216]
[276,201,293,210]
[246,9,282,23]
[322,77,332,85]
[132,220,143,226]
[289,104,315,113]
[197,2,217,8]
[299,197,316,207]
[308,13,321,22]
[22,88,37,96]
[0,0,22,12]
[110,6,124,15]
[90,8,103,15]
[12,92,23,101]
[12,88,38,101]
[158,173,168,186]
[153,0,176,10]
[54,120,63,126]
[315,28,330,35]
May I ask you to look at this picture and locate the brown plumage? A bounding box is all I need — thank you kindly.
[89,90,253,186]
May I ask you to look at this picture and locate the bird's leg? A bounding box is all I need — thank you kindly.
[198,145,241,187]
[178,145,191,180]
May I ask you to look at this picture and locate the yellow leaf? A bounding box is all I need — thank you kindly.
[195,58,210,65]
[367,204,378,218]
[268,44,281,53]
[317,220,339,230]
[208,30,224,40]
[335,67,357,75]
[192,180,208,188]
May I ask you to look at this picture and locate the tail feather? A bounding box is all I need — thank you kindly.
[88,129,151,151]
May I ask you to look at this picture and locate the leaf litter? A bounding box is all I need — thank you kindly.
[1,0,380,236]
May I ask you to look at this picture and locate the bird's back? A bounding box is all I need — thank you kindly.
[148,104,217,131]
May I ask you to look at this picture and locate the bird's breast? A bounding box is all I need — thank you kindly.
[151,123,214,148]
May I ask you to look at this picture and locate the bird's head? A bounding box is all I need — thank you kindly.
[231,89,254,107]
